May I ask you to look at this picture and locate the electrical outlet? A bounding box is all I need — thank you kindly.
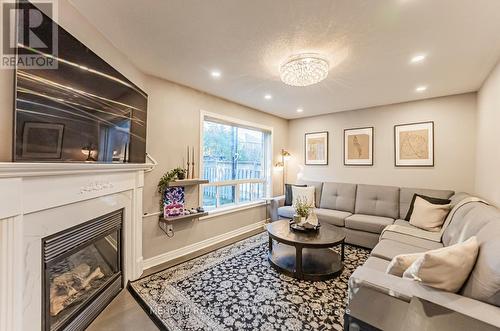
[166,224,173,233]
[159,222,175,237]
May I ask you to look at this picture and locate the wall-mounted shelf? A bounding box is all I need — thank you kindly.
[166,179,209,187]
[160,211,208,222]
[159,178,209,237]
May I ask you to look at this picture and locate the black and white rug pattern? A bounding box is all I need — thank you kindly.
[129,233,369,331]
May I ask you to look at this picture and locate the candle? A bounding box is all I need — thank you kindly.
[186,146,190,178]
[191,146,195,178]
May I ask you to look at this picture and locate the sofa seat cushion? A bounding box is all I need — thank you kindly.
[371,239,428,261]
[362,256,391,272]
[380,219,444,250]
[315,208,351,226]
[345,214,395,234]
[277,206,295,219]
[345,228,380,249]
[394,219,416,227]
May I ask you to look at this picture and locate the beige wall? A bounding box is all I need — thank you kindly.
[142,75,288,259]
[0,0,288,263]
[475,61,500,206]
[287,93,477,193]
[0,0,491,263]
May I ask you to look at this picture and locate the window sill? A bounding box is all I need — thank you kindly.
[200,201,266,220]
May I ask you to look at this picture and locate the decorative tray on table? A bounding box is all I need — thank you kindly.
[289,220,321,233]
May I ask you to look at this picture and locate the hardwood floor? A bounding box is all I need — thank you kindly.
[86,227,264,330]
[86,289,159,331]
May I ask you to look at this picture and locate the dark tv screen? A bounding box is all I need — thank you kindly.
[14,1,147,163]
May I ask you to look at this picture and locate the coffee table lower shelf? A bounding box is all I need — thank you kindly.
[268,241,343,281]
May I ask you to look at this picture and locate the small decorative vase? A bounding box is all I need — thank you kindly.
[177,172,186,180]
[292,215,302,224]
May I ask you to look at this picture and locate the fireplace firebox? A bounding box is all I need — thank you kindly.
[42,209,124,331]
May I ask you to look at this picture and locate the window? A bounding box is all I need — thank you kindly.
[201,113,272,211]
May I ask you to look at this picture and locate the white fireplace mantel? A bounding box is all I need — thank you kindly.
[0,161,154,178]
[0,162,154,331]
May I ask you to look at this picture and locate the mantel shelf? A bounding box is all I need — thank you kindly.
[166,179,209,187]
[160,211,209,222]
[0,161,155,178]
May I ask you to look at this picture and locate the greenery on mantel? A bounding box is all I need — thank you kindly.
[157,167,187,194]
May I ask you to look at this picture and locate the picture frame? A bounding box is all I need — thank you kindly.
[394,121,434,167]
[344,127,374,166]
[305,131,328,165]
[21,122,65,160]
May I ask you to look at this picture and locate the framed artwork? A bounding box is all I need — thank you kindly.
[394,121,434,167]
[344,127,373,166]
[22,122,64,159]
[305,131,328,165]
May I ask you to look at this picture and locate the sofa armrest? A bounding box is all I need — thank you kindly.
[349,266,500,328]
[269,195,285,221]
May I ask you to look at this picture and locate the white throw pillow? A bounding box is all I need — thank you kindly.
[402,236,479,292]
[292,186,315,207]
[409,196,451,232]
[386,253,424,277]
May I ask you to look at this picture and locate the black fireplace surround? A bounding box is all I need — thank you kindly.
[42,209,124,331]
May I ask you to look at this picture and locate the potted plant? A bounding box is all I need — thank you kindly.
[293,197,313,225]
[157,167,187,195]
[173,167,187,180]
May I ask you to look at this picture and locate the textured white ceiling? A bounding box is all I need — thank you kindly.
[70,0,500,119]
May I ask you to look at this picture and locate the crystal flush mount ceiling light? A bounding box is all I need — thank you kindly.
[280,53,329,87]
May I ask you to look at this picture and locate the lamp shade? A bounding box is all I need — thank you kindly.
[281,149,291,157]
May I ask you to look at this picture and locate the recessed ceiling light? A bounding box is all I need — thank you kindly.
[264,94,272,100]
[415,86,427,92]
[410,54,426,63]
[210,70,221,78]
[296,108,304,113]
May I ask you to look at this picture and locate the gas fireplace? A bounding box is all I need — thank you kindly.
[42,209,124,331]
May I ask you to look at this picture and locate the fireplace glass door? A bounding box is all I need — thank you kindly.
[42,210,123,331]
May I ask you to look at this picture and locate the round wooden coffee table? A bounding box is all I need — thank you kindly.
[267,220,345,281]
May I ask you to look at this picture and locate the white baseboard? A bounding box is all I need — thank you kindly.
[142,220,266,270]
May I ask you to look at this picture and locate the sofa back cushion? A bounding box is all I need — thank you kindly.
[296,180,323,208]
[457,206,500,306]
[442,201,497,246]
[320,182,357,213]
[399,187,454,219]
[354,184,400,219]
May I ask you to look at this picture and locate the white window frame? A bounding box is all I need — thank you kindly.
[199,110,273,214]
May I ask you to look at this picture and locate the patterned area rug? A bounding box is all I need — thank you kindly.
[129,233,369,331]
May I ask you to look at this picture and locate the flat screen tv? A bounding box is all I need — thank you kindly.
[13,1,147,163]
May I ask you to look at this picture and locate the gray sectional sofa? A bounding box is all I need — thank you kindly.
[347,194,500,330]
[270,180,454,248]
[270,181,500,330]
